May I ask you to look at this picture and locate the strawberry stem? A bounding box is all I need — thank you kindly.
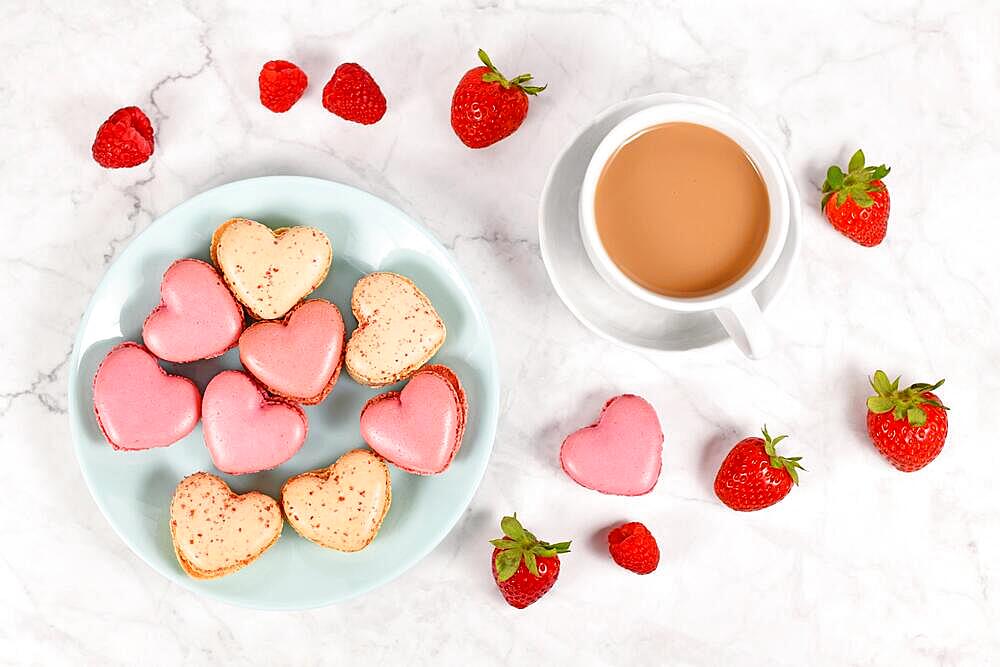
[476,48,546,96]
[761,425,805,485]
[491,513,570,581]
[867,370,947,427]
[821,148,890,210]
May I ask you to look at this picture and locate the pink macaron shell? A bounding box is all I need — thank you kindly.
[92,342,201,450]
[239,299,345,404]
[202,370,307,475]
[142,259,244,363]
[559,394,663,496]
[360,366,465,475]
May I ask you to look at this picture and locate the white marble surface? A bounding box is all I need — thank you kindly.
[3,1,999,664]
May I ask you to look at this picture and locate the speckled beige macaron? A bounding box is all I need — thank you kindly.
[169,472,282,580]
[345,272,446,388]
[211,217,332,320]
[281,449,392,552]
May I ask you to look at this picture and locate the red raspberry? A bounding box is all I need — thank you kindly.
[322,63,386,125]
[258,60,308,113]
[607,522,659,575]
[91,106,154,168]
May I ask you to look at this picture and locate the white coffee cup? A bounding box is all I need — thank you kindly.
[578,102,790,359]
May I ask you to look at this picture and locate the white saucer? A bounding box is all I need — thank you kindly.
[538,93,802,353]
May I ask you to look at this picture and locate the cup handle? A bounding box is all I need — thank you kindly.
[714,292,772,359]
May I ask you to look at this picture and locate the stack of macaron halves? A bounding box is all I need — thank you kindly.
[92,217,470,579]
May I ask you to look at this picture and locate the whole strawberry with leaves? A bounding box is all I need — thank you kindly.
[821,149,891,246]
[867,370,948,472]
[489,514,570,609]
[714,426,804,512]
[451,49,546,148]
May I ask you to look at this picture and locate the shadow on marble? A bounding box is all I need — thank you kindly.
[535,389,616,475]
[586,520,625,556]
[696,424,740,496]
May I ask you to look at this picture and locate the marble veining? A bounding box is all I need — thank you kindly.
[2,1,999,665]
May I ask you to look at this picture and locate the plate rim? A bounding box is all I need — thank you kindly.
[67,174,500,610]
[538,93,802,353]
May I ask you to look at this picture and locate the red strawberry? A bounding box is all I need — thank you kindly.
[91,106,154,168]
[258,60,308,113]
[607,522,659,575]
[322,63,386,125]
[714,426,804,512]
[866,370,948,472]
[489,514,570,609]
[821,149,891,246]
[450,49,546,149]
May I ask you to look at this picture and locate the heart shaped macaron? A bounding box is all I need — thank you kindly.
[345,272,446,388]
[281,449,392,552]
[211,217,332,320]
[201,370,307,475]
[92,342,201,450]
[360,365,467,475]
[559,394,663,496]
[170,472,282,579]
[142,259,244,363]
[239,299,345,404]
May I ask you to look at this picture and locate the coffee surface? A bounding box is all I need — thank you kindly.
[594,122,770,298]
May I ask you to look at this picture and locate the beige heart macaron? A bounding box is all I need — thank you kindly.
[211,217,333,320]
[169,472,282,579]
[345,272,446,388]
[281,449,392,552]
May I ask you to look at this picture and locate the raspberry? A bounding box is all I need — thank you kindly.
[607,522,659,575]
[258,60,308,113]
[322,63,386,125]
[91,106,154,169]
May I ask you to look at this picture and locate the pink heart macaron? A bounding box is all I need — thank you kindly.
[559,394,663,496]
[239,299,345,405]
[142,258,244,363]
[201,370,307,475]
[360,365,467,475]
[92,342,201,450]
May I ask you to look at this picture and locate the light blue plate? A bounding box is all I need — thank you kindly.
[67,176,500,609]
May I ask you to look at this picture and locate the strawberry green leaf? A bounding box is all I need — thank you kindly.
[500,515,525,542]
[546,541,572,553]
[867,396,895,413]
[852,191,874,208]
[911,379,945,393]
[826,166,845,189]
[872,165,890,179]
[849,149,865,172]
[521,84,547,95]
[782,460,800,485]
[477,48,496,71]
[495,548,523,582]
[523,550,539,577]
[490,539,520,549]
[907,406,927,427]
[871,370,892,395]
